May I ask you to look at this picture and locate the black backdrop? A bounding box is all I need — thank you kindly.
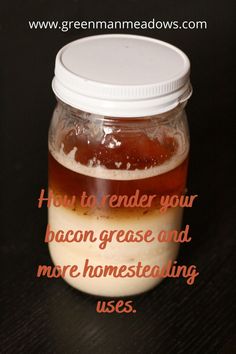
[1,1,236,353]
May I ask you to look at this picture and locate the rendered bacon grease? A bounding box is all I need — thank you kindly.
[48,35,192,296]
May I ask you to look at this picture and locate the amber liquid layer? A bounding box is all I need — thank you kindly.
[48,152,188,211]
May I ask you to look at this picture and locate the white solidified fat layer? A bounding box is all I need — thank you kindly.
[49,141,188,180]
[48,138,186,295]
[48,204,182,296]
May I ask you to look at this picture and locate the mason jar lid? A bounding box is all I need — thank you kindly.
[52,34,192,117]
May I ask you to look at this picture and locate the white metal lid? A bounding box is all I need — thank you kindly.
[52,34,192,117]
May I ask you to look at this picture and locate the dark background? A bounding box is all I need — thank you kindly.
[1,1,236,353]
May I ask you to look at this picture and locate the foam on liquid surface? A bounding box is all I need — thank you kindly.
[49,141,189,180]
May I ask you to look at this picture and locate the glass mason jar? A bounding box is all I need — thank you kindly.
[48,35,192,297]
